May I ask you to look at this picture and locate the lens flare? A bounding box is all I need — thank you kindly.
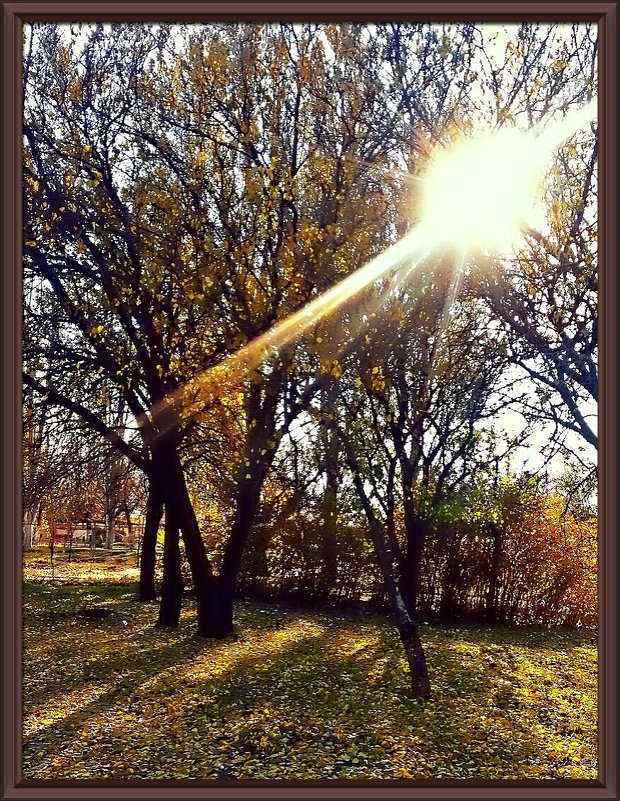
[149,99,596,431]
[418,98,596,254]
[537,98,597,152]
[151,231,431,426]
[418,128,545,253]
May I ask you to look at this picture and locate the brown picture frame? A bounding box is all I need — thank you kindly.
[2,2,618,799]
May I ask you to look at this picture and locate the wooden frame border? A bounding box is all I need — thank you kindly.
[2,3,617,799]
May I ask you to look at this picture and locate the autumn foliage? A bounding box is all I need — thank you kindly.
[22,21,597,707]
[231,476,597,629]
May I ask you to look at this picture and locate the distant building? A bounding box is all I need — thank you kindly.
[52,521,98,545]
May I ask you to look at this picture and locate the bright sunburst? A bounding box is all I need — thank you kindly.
[152,100,596,429]
[418,127,546,254]
[418,99,596,255]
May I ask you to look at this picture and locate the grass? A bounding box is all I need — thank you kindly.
[23,548,597,781]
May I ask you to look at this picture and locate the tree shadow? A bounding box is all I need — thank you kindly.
[22,585,597,781]
[23,602,330,747]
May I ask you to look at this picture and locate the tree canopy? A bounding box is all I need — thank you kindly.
[23,21,597,698]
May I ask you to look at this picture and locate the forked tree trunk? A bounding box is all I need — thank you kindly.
[150,388,280,639]
[380,550,431,699]
[348,456,431,698]
[157,505,183,627]
[164,448,222,638]
[147,426,220,637]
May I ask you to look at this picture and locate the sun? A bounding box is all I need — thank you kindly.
[418,127,547,254]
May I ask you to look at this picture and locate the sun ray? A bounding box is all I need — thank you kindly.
[306,245,435,374]
[151,230,433,428]
[148,99,597,433]
[427,248,468,389]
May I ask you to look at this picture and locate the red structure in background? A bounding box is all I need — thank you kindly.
[49,518,144,548]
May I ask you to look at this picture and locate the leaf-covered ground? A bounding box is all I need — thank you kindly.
[23,549,597,781]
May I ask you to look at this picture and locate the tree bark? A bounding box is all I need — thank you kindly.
[376,531,431,699]
[105,513,115,550]
[210,377,281,636]
[321,485,339,598]
[215,471,264,636]
[163,446,221,637]
[146,421,221,636]
[353,472,431,698]
[23,510,35,550]
[125,510,134,550]
[319,381,340,598]
[400,509,427,620]
[398,618,431,699]
[139,480,163,602]
[346,452,431,698]
[439,524,461,622]
[86,518,95,550]
[157,504,183,627]
[486,522,502,624]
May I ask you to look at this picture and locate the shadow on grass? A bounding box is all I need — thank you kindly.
[22,580,597,781]
[23,595,330,747]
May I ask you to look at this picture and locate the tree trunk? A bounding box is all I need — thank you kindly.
[349,462,431,698]
[23,510,35,550]
[87,519,95,550]
[486,522,502,624]
[67,524,74,562]
[210,376,281,637]
[439,524,461,622]
[320,455,339,599]
[383,551,431,699]
[321,496,338,599]
[146,421,221,635]
[341,435,431,698]
[139,481,163,602]
[150,388,278,640]
[125,510,134,550]
[246,524,268,594]
[319,382,339,598]
[382,553,431,699]
[215,471,264,637]
[398,619,431,699]
[105,513,115,550]
[164,447,221,637]
[157,505,183,627]
[400,510,427,620]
